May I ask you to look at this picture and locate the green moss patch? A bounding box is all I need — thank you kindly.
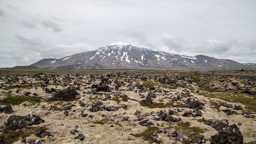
[0,96,41,105]
[133,126,160,143]
[4,84,32,90]
[140,101,185,108]
[112,96,120,104]
[200,91,256,112]
[0,127,36,144]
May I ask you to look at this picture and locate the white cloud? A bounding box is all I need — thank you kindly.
[0,0,256,67]
[154,35,256,63]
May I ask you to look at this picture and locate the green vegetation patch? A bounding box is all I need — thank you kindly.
[140,101,185,108]
[93,118,110,125]
[93,119,122,127]
[0,127,36,144]
[79,101,86,107]
[112,96,120,104]
[200,91,256,112]
[121,96,128,102]
[4,84,32,90]
[175,122,204,135]
[143,82,157,88]
[183,93,193,97]
[0,96,41,105]
[133,126,160,143]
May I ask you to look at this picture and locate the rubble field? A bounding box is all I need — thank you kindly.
[0,69,256,144]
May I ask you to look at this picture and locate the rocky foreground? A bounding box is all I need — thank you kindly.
[0,70,256,144]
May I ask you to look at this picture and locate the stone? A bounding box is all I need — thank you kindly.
[34,128,53,138]
[210,124,243,144]
[5,115,44,130]
[49,87,78,101]
[75,134,85,141]
[0,105,14,114]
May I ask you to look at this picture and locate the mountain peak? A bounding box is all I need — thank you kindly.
[108,42,132,46]
[106,42,151,51]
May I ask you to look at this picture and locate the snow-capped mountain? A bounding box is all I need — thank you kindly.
[31,42,253,70]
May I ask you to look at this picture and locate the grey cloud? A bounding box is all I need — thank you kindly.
[12,35,94,66]
[41,20,62,33]
[20,20,36,29]
[121,31,156,48]
[156,34,256,63]
[7,5,19,11]
[0,9,5,17]
[15,35,46,48]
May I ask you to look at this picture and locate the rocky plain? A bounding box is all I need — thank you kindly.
[0,69,256,144]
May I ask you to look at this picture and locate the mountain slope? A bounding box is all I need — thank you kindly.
[31,43,253,70]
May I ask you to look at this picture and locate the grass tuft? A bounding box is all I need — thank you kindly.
[112,96,120,104]
[200,91,256,112]
[0,127,36,144]
[132,126,160,143]
[4,84,32,90]
[175,122,204,138]
[140,101,185,108]
[0,96,41,105]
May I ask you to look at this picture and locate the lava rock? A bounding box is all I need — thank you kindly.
[0,105,14,114]
[5,115,44,130]
[205,119,229,131]
[105,106,120,111]
[185,98,204,110]
[222,109,237,116]
[49,87,78,101]
[190,134,204,143]
[234,105,243,110]
[34,128,53,138]
[139,120,154,127]
[36,139,45,144]
[75,134,85,141]
[94,83,111,92]
[210,124,243,144]
[141,95,153,106]
[89,101,104,112]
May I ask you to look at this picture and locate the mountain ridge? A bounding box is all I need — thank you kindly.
[31,43,255,70]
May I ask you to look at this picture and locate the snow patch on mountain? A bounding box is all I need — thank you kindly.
[62,56,71,61]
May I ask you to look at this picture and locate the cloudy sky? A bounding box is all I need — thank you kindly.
[0,0,256,67]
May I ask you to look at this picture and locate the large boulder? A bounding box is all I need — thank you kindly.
[50,87,78,101]
[210,124,243,144]
[185,98,204,110]
[5,115,44,130]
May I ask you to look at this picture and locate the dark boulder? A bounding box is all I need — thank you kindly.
[89,101,104,112]
[75,134,85,141]
[222,109,237,116]
[205,119,229,131]
[190,134,204,143]
[5,115,44,130]
[185,98,204,110]
[34,128,53,138]
[0,105,14,114]
[50,87,78,101]
[141,93,154,106]
[93,83,111,92]
[234,105,243,110]
[105,106,120,111]
[210,124,243,144]
[139,120,154,127]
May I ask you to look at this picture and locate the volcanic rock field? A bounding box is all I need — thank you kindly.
[0,70,256,144]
